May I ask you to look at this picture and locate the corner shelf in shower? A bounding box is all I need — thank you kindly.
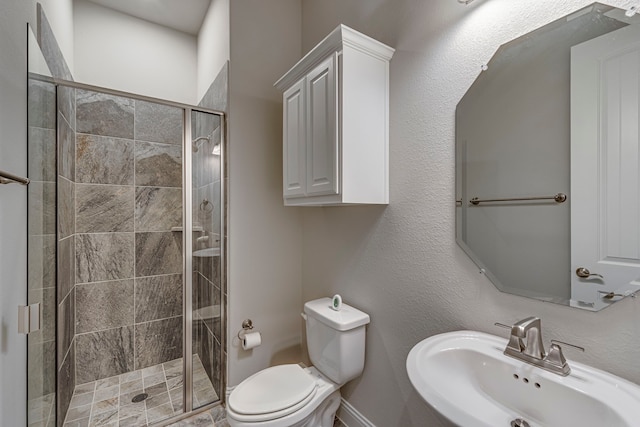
[171,226,204,232]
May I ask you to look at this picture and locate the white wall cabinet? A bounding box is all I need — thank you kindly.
[275,25,394,206]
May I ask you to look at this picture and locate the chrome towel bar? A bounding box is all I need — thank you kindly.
[0,169,30,186]
[470,192,566,205]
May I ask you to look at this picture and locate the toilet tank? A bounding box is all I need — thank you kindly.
[303,297,370,385]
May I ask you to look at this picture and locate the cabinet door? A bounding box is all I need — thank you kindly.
[306,54,339,196]
[283,79,307,197]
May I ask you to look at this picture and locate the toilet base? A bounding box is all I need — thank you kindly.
[287,389,340,427]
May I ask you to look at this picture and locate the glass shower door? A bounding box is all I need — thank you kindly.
[27,25,57,427]
[190,110,224,409]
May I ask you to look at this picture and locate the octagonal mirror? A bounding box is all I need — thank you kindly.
[456,3,640,311]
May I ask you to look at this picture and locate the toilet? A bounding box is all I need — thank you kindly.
[226,297,370,427]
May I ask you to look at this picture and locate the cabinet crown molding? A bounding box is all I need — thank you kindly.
[274,24,395,91]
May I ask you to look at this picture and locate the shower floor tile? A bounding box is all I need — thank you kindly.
[64,355,218,427]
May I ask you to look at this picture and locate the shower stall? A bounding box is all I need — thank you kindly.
[26,27,226,427]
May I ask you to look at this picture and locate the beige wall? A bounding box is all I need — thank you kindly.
[227,0,304,387]
[197,0,230,101]
[73,0,198,104]
[300,0,640,425]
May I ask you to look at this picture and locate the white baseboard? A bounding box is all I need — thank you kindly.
[337,398,376,427]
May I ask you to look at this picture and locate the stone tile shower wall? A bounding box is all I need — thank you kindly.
[73,89,184,385]
[57,84,77,427]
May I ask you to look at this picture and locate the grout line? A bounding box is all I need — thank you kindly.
[75,272,181,287]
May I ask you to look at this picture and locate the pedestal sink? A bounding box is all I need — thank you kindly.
[406,331,640,427]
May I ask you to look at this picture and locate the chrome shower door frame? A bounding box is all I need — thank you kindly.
[50,79,226,426]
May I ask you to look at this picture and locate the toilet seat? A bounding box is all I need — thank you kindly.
[228,364,318,422]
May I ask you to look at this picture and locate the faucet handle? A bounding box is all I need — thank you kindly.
[494,322,511,330]
[494,322,525,352]
[545,343,569,372]
[545,340,584,376]
[550,339,585,353]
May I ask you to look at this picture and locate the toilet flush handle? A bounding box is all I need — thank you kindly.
[301,313,307,321]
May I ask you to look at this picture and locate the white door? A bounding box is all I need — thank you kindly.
[283,79,306,198]
[571,24,640,310]
[306,54,339,196]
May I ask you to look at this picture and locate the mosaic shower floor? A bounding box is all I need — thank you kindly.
[63,355,218,427]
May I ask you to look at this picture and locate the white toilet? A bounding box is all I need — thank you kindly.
[226,297,370,427]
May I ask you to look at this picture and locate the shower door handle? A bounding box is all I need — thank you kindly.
[18,303,41,334]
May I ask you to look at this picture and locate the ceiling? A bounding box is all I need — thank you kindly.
[86,0,212,35]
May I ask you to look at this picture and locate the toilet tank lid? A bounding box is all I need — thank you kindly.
[304,298,370,331]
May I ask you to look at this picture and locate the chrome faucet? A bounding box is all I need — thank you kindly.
[497,316,584,376]
[508,317,545,359]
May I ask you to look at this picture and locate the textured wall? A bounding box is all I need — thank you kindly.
[300,0,640,426]
[227,0,304,388]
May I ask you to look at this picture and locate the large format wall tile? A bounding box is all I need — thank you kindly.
[134,317,182,370]
[58,85,76,131]
[76,326,134,384]
[37,4,73,81]
[76,184,134,233]
[135,232,182,277]
[57,235,75,302]
[58,177,75,239]
[76,134,134,185]
[28,181,56,236]
[76,90,134,139]
[29,234,56,292]
[28,80,56,129]
[135,141,182,187]
[135,187,182,232]
[193,273,211,311]
[28,339,56,399]
[57,341,75,427]
[197,62,228,112]
[57,113,75,181]
[135,274,182,323]
[195,253,220,285]
[135,101,182,145]
[29,126,56,182]
[76,280,134,334]
[76,233,134,284]
[57,291,74,366]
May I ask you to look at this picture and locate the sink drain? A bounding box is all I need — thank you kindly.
[131,393,148,403]
[510,419,530,427]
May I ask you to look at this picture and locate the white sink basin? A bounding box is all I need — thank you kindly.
[406,331,640,427]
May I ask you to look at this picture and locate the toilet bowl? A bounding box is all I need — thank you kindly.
[226,365,340,427]
[226,297,370,427]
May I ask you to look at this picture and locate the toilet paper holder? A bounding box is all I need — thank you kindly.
[237,319,254,340]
